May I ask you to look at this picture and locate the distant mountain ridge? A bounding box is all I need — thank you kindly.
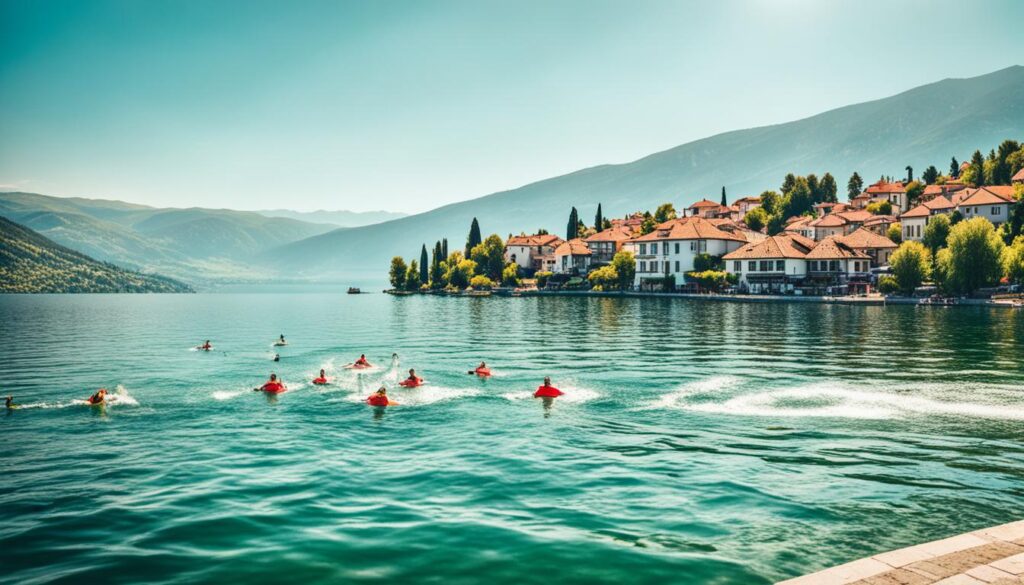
[0,216,191,293]
[0,192,338,282]
[256,208,407,227]
[263,66,1024,277]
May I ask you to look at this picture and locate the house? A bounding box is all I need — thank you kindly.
[783,216,815,240]
[504,233,563,272]
[857,180,908,212]
[863,214,898,236]
[624,217,748,288]
[803,236,873,293]
[899,195,956,241]
[584,226,633,264]
[552,238,592,275]
[609,213,646,234]
[807,209,873,241]
[837,227,898,267]
[687,199,724,218]
[1013,167,1024,185]
[723,233,815,294]
[921,183,966,202]
[734,196,762,218]
[957,186,1016,227]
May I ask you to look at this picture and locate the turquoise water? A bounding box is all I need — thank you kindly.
[2,293,1023,584]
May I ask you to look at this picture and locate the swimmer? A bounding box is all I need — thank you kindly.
[533,377,563,398]
[85,388,108,405]
[399,368,423,387]
[366,387,398,406]
[313,369,328,385]
[469,361,491,377]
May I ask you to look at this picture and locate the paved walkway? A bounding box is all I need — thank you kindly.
[778,520,1024,585]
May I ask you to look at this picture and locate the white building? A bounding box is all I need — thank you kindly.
[504,234,563,271]
[623,217,748,288]
[900,195,956,241]
[956,186,1016,227]
[723,233,815,294]
[552,238,592,275]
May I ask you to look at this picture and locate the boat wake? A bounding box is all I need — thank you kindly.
[16,385,139,409]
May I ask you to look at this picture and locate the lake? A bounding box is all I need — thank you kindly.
[2,293,1023,584]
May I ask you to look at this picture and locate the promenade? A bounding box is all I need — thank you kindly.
[778,520,1024,585]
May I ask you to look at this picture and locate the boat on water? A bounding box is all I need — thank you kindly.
[347,287,361,294]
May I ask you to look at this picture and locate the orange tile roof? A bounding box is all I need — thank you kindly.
[688,198,721,209]
[958,186,1015,206]
[837,228,898,250]
[554,238,591,256]
[900,195,955,219]
[507,234,562,247]
[1013,167,1024,182]
[723,233,814,260]
[836,209,875,223]
[863,214,898,226]
[584,226,633,243]
[734,196,761,204]
[866,181,906,194]
[815,214,847,228]
[805,236,871,260]
[630,217,747,243]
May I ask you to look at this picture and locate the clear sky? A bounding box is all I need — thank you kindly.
[1,0,1022,213]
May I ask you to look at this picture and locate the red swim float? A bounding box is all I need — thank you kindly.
[474,368,492,377]
[312,377,328,385]
[367,394,389,406]
[534,385,563,398]
[399,377,423,388]
[261,382,287,394]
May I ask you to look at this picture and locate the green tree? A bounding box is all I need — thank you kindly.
[465,218,482,257]
[611,250,636,290]
[890,241,931,294]
[877,275,899,294]
[389,256,408,290]
[469,274,493,289]
[442,238,448,259]
[904,180,924,207]
[654,203,677,223]
[949,157,959,178]
[1007,147,1024,178]
[943,217,1006,294]
[968,150,985,187]
[693,253,724,272]
[419,244,429,284]
[1004,236,1024,285]
[501,262,521,286]
[470,234,506,280]
[806,174,820,203]
[587,265,618,291]
[820,173,838,203]
[405,260,422,291]
[443,252,476,289]
[994,140,1020,185]
[744,207,768,231]
[783,177,813,217]
[430,241,444,288]
[847,172,863,200]
[566,207,579,240]
[922,165,939,185]
[922,214,951,254]
[887,222,902,244]
[594,204,604,233]
[640,213,657,235]
[760,190,782,215]
[766,212,787,236]
[720,186,727,206]
[905,165,913,183]
[781,173,796,194]
[866,200,893,215]
[535,271,553,288]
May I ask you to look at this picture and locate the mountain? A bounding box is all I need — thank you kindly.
[0,216,192,293]
[264,65,1024,278]
[256,208,407,227]
[0,192,338,282]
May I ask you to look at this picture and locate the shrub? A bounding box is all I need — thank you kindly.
[877,275,899,294]
[587,265,619,290]
[890,241,931,294]
[469,275,494,289]
[535,271,553,288]
[943,217,1006,294]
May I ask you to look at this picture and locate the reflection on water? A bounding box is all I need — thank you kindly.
[0,293,1022,585]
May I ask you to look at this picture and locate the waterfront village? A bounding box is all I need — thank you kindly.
[389,141,1024,303]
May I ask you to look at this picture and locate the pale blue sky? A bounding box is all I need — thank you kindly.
[1,0,1022,213]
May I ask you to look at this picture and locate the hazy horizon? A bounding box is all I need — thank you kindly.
[2,0,1023,214]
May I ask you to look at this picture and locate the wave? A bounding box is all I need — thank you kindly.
[656,377,1024,421]
[15,385,139,409]
[502,385,600,403]
[342,384,480,406]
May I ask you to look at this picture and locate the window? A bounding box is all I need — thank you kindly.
[640,244,647,255]
[748,261,756,272]
[759,260,771,271]
[808,261,816,271]
[651,243,658,254]
[993,206,1001,215]
[829,260,839,272]
[639,261,646,272]
[675,261,680,272]
[690,241,697,251]
[734,261,741,272]
[776,260,784,271]
[674,243,680,254]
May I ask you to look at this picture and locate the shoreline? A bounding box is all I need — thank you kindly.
[386,289,1024,310]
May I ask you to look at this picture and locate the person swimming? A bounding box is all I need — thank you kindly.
[367,387,397,407]
[273,353,280,362]
[399,368,423,387]
[86,388,108,405]
[198,340,212,351]
[534,377,563,398]
[274,334,287,346]
[469,361,491,376]
[256,373,286,393]
[5,395,16,409]
[355,354,370,366]
[313,369,328,385]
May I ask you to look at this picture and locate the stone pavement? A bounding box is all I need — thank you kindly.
[778,520,1024,585]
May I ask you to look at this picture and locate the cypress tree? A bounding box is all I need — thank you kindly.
[950,157,959,178]
[847,172,863,200]
[430,241,443,287]
[720,186,727,206]
[419,244,428,284]
[594,204,603,233]
[567,207,579,240]
[442,238,448,259]
[465,218,482,256]
[905,165,913,183]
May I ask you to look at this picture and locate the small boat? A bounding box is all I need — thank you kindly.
[347,287,361,294]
